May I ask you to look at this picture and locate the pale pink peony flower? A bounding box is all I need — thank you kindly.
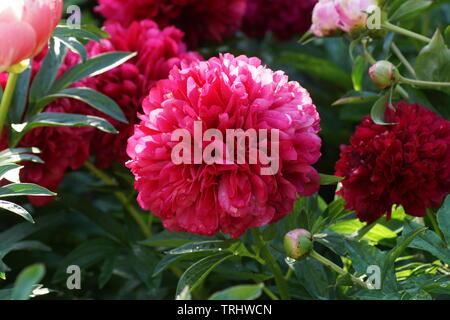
[310,0,341,37]
[334,0,378,33]
[0,0,63,72]
[127,54,322,238]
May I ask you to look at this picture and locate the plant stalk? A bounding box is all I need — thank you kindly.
[0,72,19,134]
[252,228,291,300]
[84,161,151,238]
[382,22,431,43]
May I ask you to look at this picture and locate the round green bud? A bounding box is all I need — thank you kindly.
[284,229,312,260]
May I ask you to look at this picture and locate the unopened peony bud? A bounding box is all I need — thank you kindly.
[311,0,341,37]
[369,60,399,89]
[0,0,63,73]
[284,229,312,260]
[335,0,379,34]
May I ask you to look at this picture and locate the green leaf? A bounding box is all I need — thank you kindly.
[370,93,394,125]
[330,219,397,242]
[332,92,379,106]
[0,183,56,198]
[294,258,334,300]
[13,112,118,140]
[166,240,238,255]
[390,0,432,22]
[0,200,34,223]
[352,55,367,91]
[29,38,68,105]
[278,52,352,89]
[50,52,137,93]
[53,26,102,43]
[0,164,22,181]
[437,195,450,245]
[319,174,344,185]
[11,264,45,300]
[140,230,214,248]
[153,253,207,277]
[54,36,87,62]
[35,87,127,123]
[403,221,450,264]
[209,284,263,300]
[9,65,32,123]
[176,253,232,297]
[414,29,450,95]
[98,256,116,289]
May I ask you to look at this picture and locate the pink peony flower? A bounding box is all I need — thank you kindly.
[81,20,201,168]
[334,0,378,33]
[335,102,450,223]
[126,54,322,238]
[243,0,318,40]
[0,0,63,72]
[310,0,341,37]
[95,0,247,47]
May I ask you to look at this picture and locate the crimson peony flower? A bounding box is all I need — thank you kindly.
[242,0,318,40]
[18,100,94,206]
[126,54,322,238]
[82,20,201,168]
[95,0,247,47]
[335,102,450,223]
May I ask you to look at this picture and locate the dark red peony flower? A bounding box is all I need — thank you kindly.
[127,54,322,238]
[81,20,201,168]
[18,100,93,206]
[242,0,318,40]
[95,0,247,47]
[335,102,450,223]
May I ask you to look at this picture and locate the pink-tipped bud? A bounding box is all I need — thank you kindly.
[311,0,341,37]
[284,229,312,260]
[369,60,399,89]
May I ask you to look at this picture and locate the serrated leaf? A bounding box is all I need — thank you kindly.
[209,284,263,300]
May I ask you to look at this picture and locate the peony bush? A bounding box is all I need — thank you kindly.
[0,0,448,302]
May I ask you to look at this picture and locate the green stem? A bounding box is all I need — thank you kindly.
[84,161,151,238]
[391,43,417,79]
[0,72,19,134]
[399,76,450,88]
[252,228,290,300]
[382,22,431,43]
[426,208,444,241]
[309,250,368,289]
[262,286,280,300]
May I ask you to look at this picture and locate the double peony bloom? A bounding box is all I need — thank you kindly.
[0,0,63,73]
[311,0,379,37]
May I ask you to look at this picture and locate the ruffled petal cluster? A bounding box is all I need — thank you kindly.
[95,0,247,47]
[127,54,321,237]
[335,102,450,222]
[82,20,201,168]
